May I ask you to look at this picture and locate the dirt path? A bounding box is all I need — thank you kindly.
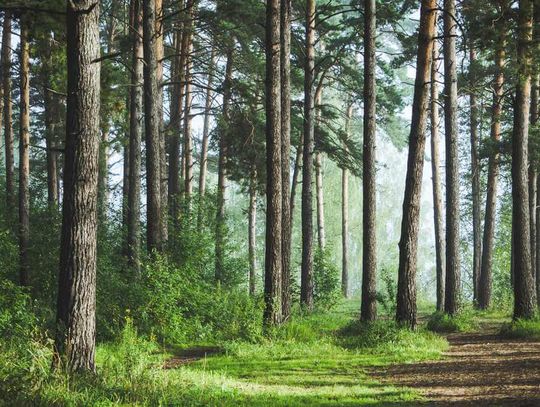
[372,325,540,406]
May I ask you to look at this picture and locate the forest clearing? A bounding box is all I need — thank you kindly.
[1,0,540,405]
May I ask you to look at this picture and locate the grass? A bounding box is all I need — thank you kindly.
[500,318,540,340]
[3,300,449,406]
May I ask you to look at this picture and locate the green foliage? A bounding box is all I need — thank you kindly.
[376,267,397,315]
[500,318,540,340]
[427,309,478,333]
[313,248,341,310]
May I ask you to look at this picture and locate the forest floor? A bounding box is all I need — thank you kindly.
[372,316,540,406]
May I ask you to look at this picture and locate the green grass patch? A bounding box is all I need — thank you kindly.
[426,308,478,333]
[500,318,540,340]
[3,300,449,406]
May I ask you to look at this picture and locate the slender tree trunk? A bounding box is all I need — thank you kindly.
[529,74,538,290]
[314,88,325,250]
[43,36,59,208]
[430,38,445,312]
[469,47,482,304]
[215,50,233,283]
[512,0,537,319]
[18,17,30,287]
[443,0,461,316]
[248,166,257,296]
[143,0,163,252]
[127,0,143,272]
[156,0,168,245]
[478,32,506,310]
[264,0,282,326]
[55,0,101,372]
[198,47,216,200]
[315,151,325,249]
[280,0,292,321]
[342,103,352,298]
[290,133,303,219]
[396,0,436,328]
[2,14,15,216]
[361,0,377,322]
[301,0,316,310]
[183,1,195,203]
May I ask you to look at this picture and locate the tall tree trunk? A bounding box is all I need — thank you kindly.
[248,165,257,296]
[2,14,15,216]
[215,50,233,282]
[530,75,538,291]
[264,0,282,326]
[168,14,185,225]
[301,0,316,311]
[396,0,436,328]
[143,0,163,252]
[127,0,143,272]
[183,3,195,203]
[430,37,445,312]
[155,0,168,245]
[55,0,101,372]
[361,0,377,322]
[280,0,292,321]
[443,0,461,316]
[512,0,537,319]
[342,103,352,298]
[478,30,506,310]
[198,47,216,200]
[43,35,59,208]
[314,87,325,250]
[469,46,481,304]
[18,16,30,287]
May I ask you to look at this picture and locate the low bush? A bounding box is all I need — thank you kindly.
[427,309,478,333]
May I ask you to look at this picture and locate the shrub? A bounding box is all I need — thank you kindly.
[313,248,341,310]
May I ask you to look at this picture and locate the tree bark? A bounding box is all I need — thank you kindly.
[2,14,15,216]
[361,0,377,322]
[342,103,352,298]
[248,165,257,296]
[469,46,481,304]
[143,0,163,252]
[290,133,303,220]
[127,0,143,272]
[301,0,316,311]
[215,50,233,283]
[512,0,537,319]
[430,38,445,312]
[55,0,101,372]
[156,0,168,245]
[396,0,436,328]
[443,0,461,316]
[264,0,282,326]
[280,0,292,321]
[530,74,538,291]
[478,30,506,310]
[18,16,30,287]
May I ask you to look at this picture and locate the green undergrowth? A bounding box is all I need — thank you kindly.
[427,308,479,333]
[1,300,449,406]
[500,317,540,340]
